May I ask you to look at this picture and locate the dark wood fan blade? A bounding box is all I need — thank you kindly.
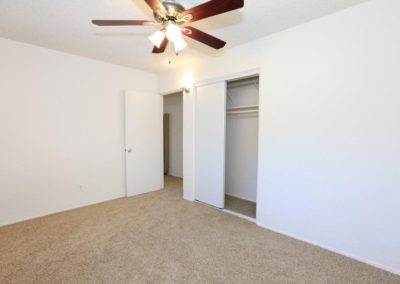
[180,0,244,23]
[183,27,226,49]
[92,20,155,26]
[144,0,167,12]
[152,37,169,53]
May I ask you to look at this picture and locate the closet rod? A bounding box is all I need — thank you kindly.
[227,105,259,112]
[227,110,259,115]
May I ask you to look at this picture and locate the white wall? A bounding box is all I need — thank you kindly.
[225,84,259,202]
[159,0,400,275]
[0,37,157,226]
[164,93,183,177]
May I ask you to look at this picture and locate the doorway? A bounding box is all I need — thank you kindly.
[224,76,259,219]
[194,73,260,222]
[163,92,184,190]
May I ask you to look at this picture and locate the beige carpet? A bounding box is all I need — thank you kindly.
[1,176,399,283]
[225,194,256,218]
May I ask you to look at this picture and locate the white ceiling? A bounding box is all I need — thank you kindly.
[0,0,367,73]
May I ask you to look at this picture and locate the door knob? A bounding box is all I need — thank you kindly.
[126,148,132,153]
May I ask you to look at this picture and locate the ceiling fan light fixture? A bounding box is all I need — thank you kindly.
[165,21,182,42]
[148,30,165,48]
[174,37,187,52]
[92,0,244,54]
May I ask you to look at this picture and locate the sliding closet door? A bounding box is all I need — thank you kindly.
[195,82,226,208]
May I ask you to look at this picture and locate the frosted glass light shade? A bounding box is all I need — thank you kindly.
[174,37,187,53]
[165,22,182,42]
[148,31,165,48]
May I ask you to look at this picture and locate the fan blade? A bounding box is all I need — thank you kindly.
[92,20,155,26]
[180,0,244,23]
[152,37,169,53]
[183,27,226,49]
[144,0,167,12]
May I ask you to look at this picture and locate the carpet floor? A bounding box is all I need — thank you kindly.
[0,176,399,283]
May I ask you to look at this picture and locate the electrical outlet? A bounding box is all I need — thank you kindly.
[79,185,83,192]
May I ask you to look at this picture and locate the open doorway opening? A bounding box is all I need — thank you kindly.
[224,76,259,220]
[163,92,184,190]
[193,73,259,222]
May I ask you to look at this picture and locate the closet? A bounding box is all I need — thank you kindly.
[224,77,259,219]
[194,75,259,220]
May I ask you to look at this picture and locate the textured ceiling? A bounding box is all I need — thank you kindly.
[0,0,367,73]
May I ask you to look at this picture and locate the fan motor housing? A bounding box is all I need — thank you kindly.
[162,1,186,12]
[154,1,187,23]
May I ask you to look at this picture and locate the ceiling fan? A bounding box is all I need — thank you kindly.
[92,0,244,54]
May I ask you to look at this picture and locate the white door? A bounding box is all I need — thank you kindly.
[125,91,163,197]
[195,82,226,208]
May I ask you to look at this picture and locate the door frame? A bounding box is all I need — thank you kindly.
[160,89,189,195]
[195,69,260,88]
[162,91,184,186]
[160,68,261,211]
[194,69,262,220]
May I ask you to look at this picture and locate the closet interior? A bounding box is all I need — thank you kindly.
[224,76,259,219]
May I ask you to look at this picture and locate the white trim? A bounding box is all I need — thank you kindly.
[195,68,260,87]
[223,209,256,223]
[160,88,183,96]
[195,200,256,223]
[159,93,164,191]
[256,222,400,276]
[189,85,196,201]
[195,200,223,210]
[222,80,227,208]
[255,68,263,221]
[0,195,125,227]
[192,88,197,202]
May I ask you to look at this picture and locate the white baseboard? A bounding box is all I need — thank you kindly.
[183,194,195,202]
[256,222,400,276]
[0,194,125,228]
[223,209,256,223]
